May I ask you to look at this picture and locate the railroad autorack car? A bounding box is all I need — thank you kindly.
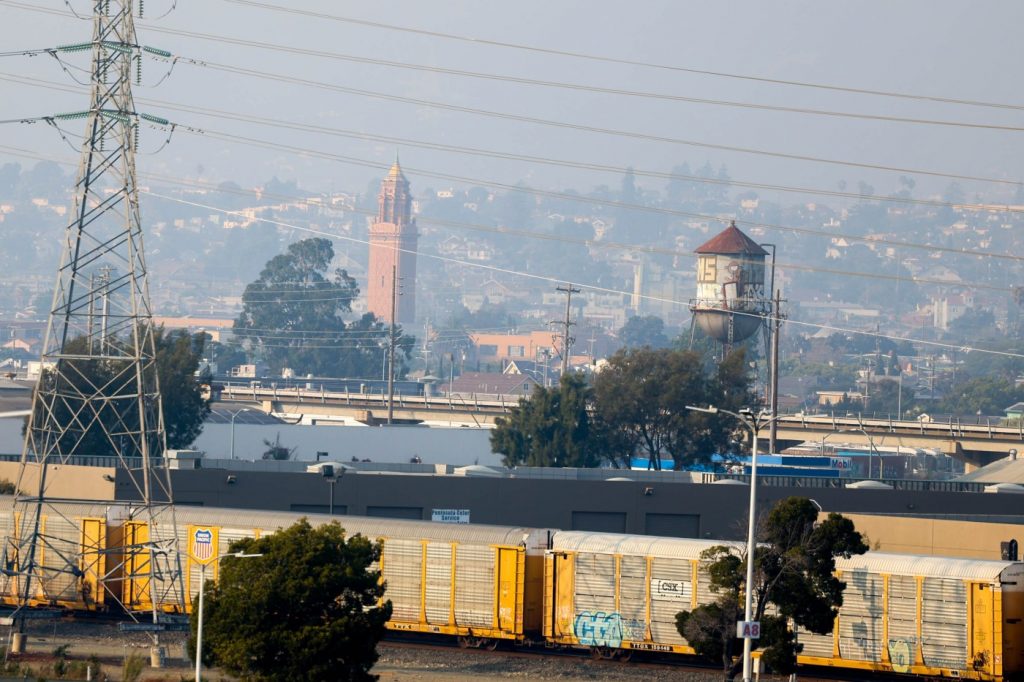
[799,553,1024,681]
[543,531,742,659]
[173,507,551,648]
[545,530,1024,680]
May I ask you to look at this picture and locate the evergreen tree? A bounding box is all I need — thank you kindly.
[491,373,597,468]
[677,498,867,679]
[193,519,391,682]
[234,238,412,378]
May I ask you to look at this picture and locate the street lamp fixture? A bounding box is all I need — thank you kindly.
[228,408,253,460]
[195,551,263,682]
[321,463,345,515]
[686,404,782,682]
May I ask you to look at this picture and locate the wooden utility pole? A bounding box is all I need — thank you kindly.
[768,290,784,456]
[387,265,399,425]
[555,284,580,376]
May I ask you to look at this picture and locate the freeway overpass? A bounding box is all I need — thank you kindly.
[763,413,1023,469]
[216,383,514,427]
[217,384,1022,467]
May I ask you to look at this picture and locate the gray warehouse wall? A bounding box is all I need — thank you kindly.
[115,468,1024,541]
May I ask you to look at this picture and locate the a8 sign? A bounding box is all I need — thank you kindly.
[736,621,761,639]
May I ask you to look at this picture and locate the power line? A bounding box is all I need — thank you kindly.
[140,190,1024,361]
[178,126,1024,267]
[9,2,1021,130]
[125,23,1024,133]
[2,142,1018,294]
[100,79,1024,214]
[220,0,1024,114]
[4,65,1024,196]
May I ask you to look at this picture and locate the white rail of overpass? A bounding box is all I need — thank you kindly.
[769,413,1024,443]
[218,382,520,414]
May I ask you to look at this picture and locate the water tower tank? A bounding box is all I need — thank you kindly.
[690,221,768,344]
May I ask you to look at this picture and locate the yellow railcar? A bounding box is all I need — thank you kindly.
[545,530,1024,680]
[799,553,1024,681]
[172,507,551,646]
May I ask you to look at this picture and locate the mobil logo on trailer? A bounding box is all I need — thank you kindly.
[189,526,220,565]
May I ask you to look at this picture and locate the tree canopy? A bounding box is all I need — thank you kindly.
[617,315,670,349]
[157,328,213,449]
[234,238,413,378]
[491,373,597,468]
[490,347,753,470]
[192,519,391,682]
[676,497,867,678]
[592,347,753,469]
[28,327,210,456]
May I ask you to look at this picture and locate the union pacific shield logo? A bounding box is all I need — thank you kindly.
[189,526,218,565]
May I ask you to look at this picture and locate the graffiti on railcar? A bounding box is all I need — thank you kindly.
[888,639,912,673]
[573,612,646,647]
[574,612,623,647]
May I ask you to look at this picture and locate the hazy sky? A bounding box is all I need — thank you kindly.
[1,0,1022,203]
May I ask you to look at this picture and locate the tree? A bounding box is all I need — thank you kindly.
[193,519,391,682]
[490,373,598,468]
[234,238,412,378]
[27,328,210,455]
[618,315,670,349]
[939,376,1024,417]
[866,378,914,416]
[677,497,867,679]
[591,348,753,470]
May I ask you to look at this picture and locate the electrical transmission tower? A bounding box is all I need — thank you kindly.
[2,0,183,636]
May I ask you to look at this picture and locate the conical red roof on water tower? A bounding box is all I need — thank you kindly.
[694,221,768,256]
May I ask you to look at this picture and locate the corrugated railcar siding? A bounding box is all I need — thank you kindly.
[650,556,690,645]
[838,570,883,662]
[619,554,647,642]
[40,514,79,602]
[425,542,451,625]
[382,539,422,622]
[454,544,493,628]
[921,578,967,670]
[887,574,918,669]
[573,553,615,615]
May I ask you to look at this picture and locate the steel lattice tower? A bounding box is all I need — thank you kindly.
[2,0,183,626]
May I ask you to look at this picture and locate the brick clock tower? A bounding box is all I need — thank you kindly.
[367,158,418,325]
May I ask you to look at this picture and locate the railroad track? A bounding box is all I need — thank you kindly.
[380,635,907,682]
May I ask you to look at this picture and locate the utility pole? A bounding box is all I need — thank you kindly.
[768,290,784,456]
[553,284,580,376]
[387,264,400,425]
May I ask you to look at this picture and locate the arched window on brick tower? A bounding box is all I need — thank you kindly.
[367,157,418,325]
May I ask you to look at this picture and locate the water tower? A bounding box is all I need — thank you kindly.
[690,221,771,355]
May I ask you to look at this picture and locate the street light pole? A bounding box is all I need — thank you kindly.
[686,404,779,682]
[228,408,252,460]
[195,552,262,682]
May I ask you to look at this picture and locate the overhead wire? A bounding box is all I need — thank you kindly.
[181,126,1024,268]
[2,47,1023,191]
[118,23,1024,133]
[142,190,1024,360]
[221,0,1024,114]
[108,78,1024,214]
[6,74,1023,271]
[0,139,1013,353]
[0,142,1015,296]
[11,0,1024,116]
